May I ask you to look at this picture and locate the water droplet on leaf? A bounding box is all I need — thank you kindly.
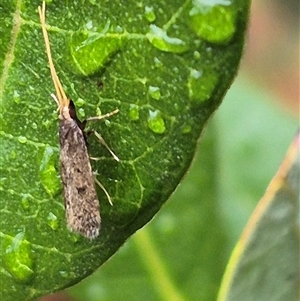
[187,69,218,103]
[39,146,61,196]
[71,31,126,75]
[147,110,166,134]
[18,136,27,144]
[76,98,86,107]
[3,232,35,283]
[181,123,192,134]
[129,104,139,121]
[148,86,161,100]
[146,25,189,54]
[189,0,236,44]
[95,107,102,116]
[13,90,21,104]
[31,122,38,129]
[59,270,69,278]
[144,6,156,22]
[47,212,59,230]
[10,150,16,159]
[154,57,163,68]
[21,195,30,210]
[78,108,86,118]
[104,119,111,127]
[85,20,93,30]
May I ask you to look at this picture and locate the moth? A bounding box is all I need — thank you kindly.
[38,2,119,239]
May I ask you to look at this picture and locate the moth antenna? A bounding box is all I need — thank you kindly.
[38,1,69,110]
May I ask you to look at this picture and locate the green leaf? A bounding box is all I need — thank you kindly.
[0,1,250,300]
[218,133,300,301]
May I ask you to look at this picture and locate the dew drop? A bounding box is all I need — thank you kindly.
[154,57,163,68]
[78,108,86,118]
[129,104,139,121]
[47,212,59,230]
[146,25,189,54]
[10,150,16,159]
[31,122,38,130]
[137,77,147,85]
[21,199,29,210]
[188,0,236,44]
[76,98,86,107]
[104,119,111,127]
[3,232,35,283]
[148,86,161,100]
[190,69,202,79]
[39,146,61,196]
[85,20,93,30]
[96,107,102,116]
[115,25,124,33]
[13,90,21,104]
[187,69,218,103]
[59,270,69,278]
[147,110,166,134]
[70,31,126,76]
[21,195,30,210]
[18,136,27,144]
[144,6,156,22]
[181,123,192,134]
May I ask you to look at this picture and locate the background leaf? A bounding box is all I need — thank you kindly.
[218,132,299,301]
[0,1,250,300]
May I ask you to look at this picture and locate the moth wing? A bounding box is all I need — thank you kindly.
[59,118,100,239]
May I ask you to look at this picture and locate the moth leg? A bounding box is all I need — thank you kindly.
[91,131,120,162]
[93,175,113,206]
[86,109,119,122]
[83,108,119,160]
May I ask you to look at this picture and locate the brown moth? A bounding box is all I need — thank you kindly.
[38,2,118,239]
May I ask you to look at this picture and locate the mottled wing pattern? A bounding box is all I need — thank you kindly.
[59,118,100,239]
